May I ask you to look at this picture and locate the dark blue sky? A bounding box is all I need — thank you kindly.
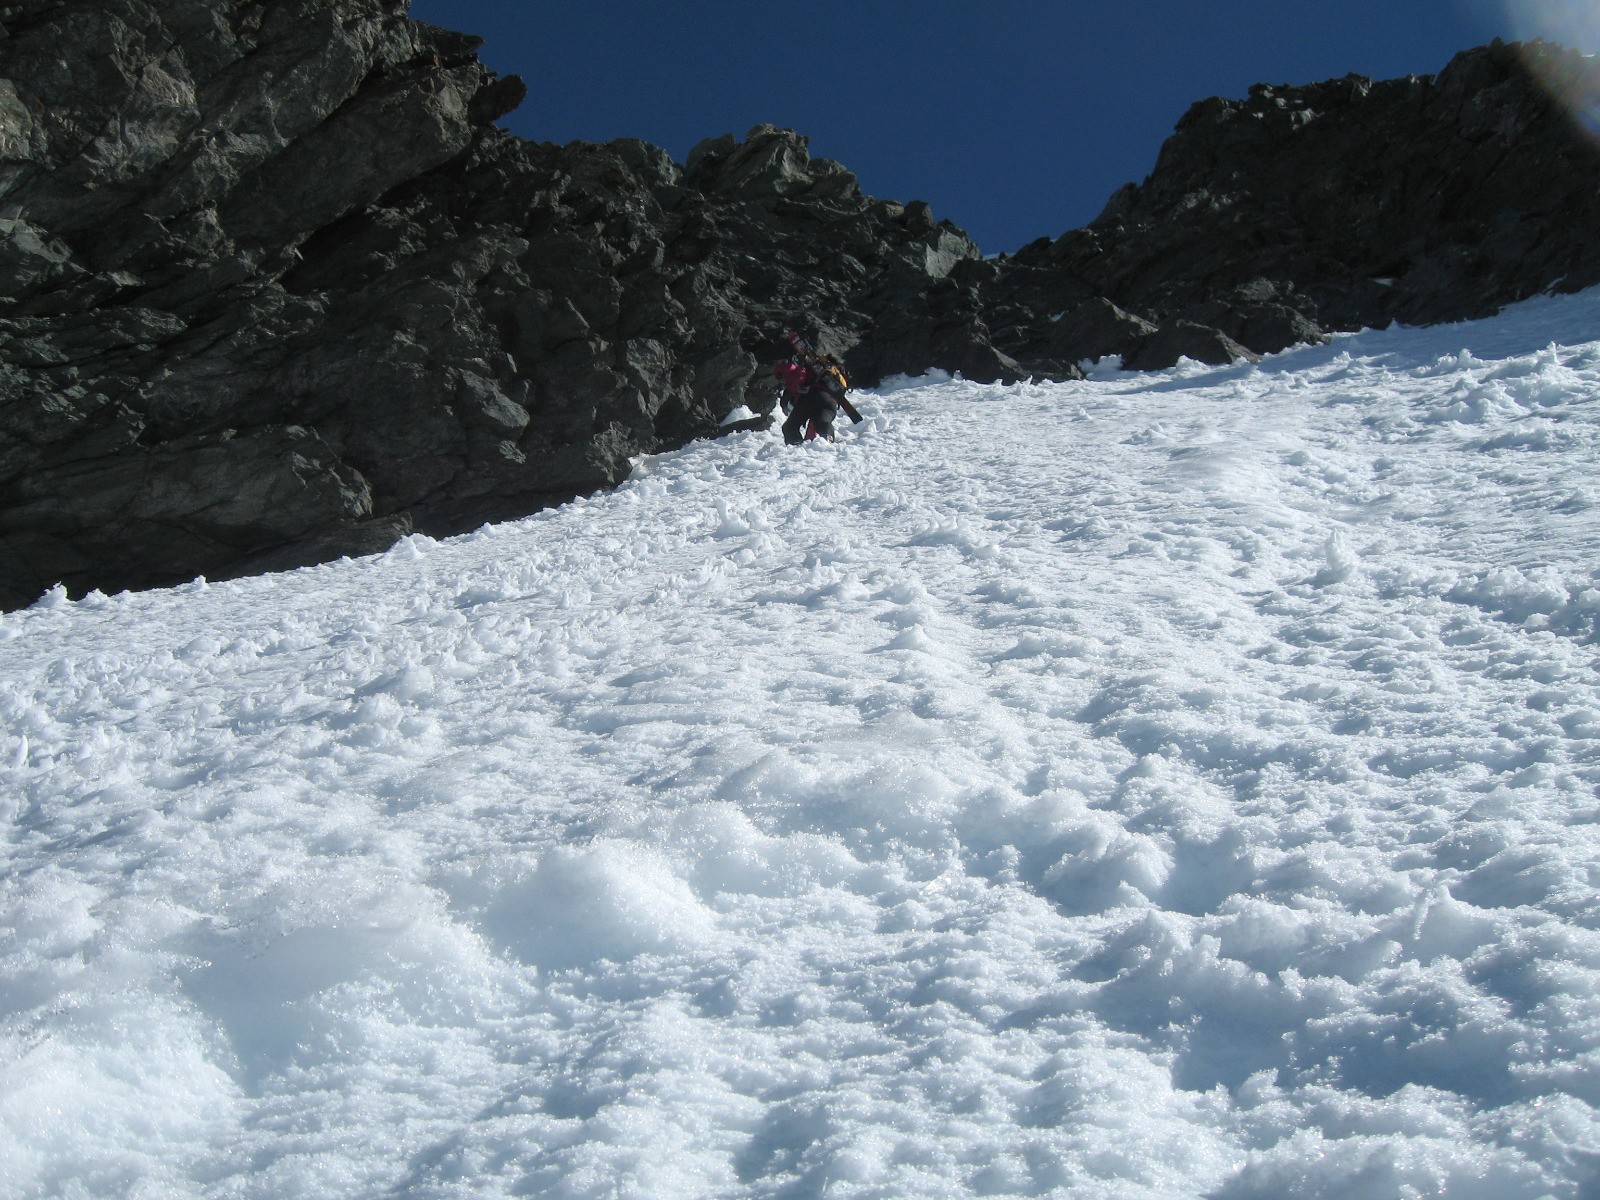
[411,0,1538,252]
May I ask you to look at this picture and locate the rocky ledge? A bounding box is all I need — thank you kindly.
[2,3,1597,609]
[984,38,1600,376]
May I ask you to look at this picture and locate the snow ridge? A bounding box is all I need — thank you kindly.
[3,291,1599,1198]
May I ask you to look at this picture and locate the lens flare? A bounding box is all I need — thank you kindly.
[1499,0,1600,140]
[1502,0,1600,49]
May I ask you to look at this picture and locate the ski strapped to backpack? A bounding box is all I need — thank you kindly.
[785,332,863,424]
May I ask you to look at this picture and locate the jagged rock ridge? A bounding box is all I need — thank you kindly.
[0,0,996,608]
[982,38,1600,376]
[2,3,1598,609]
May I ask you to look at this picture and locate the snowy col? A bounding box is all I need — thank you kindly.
[2,288,1600,1197]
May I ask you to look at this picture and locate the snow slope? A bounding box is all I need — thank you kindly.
[3,289,1599,1199]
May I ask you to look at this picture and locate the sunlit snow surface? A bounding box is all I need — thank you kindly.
[4,290,1600,1199]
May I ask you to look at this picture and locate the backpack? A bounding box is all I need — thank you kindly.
[816,360,849,395]
[786,330,850,392]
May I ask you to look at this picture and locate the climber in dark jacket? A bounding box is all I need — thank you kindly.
[774,359,839,444]
[774,331,862,444]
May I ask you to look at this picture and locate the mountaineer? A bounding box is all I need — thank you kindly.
[773,331,862,444]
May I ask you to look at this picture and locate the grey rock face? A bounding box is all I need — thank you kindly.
[992,40,1600,373]
[3,9,1597,610]
[1124,321,1261,373]
[0,2,995,608]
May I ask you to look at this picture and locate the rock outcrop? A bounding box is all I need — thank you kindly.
[3,3,1599,609]
[987,38,1600,373]
[0,0,991,608]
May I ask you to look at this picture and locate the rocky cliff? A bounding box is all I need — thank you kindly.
[0,0,994,608]
[984,38,1600,375]
[2,3,1598,609]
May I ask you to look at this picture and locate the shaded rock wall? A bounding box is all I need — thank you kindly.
[3,5,1598,609]
[0,0,987,608]
[989,39,1600,373]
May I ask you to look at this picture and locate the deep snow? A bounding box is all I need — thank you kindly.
[2,288,1599,1199]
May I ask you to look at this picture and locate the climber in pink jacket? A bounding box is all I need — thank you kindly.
[773,359,838,444]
